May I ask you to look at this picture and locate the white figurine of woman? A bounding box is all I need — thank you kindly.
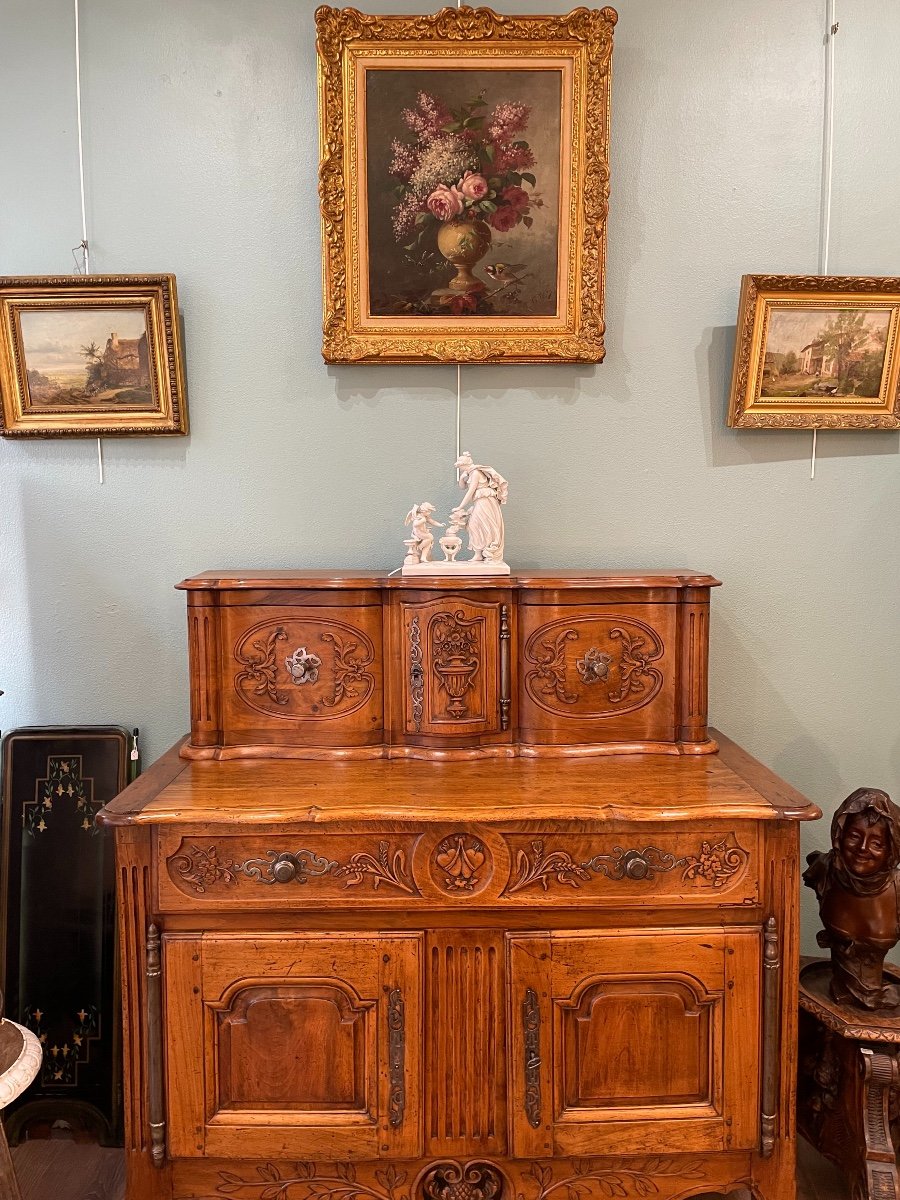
[451,452,508,563]
[403,502,443,564]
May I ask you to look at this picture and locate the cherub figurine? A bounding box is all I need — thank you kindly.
[804,788,900,1010]
[403,502,443,565]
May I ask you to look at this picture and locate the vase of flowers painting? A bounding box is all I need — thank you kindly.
[318,5,617,362]
[378,86,547,317]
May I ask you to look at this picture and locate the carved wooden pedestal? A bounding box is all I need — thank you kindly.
[799,958,900,1200]
[97,570,821,1200]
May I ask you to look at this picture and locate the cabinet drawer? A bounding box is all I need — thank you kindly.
[220,603,384,750]
[500,827,759,908]
[158,831,422,911]
[518,602,678,746]
[157,825,759,912]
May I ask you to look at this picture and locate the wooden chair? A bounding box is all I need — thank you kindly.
[0,992,42,1200]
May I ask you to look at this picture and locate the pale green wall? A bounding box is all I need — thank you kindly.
[1,0,899,946]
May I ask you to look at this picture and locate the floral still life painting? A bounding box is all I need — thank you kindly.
[728,275,900,430]
[316,6,617,364]
[0,275,187,437]
[371,77,558,319]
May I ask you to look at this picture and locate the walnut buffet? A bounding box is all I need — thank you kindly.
[98,570,821,1200]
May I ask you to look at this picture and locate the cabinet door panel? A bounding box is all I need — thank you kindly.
[221,605,384,748]
[518,603,677,745]
[508,927,760,1158]
[164,933,421,1160]
[216,983,369,1112]
[397,596,506,738]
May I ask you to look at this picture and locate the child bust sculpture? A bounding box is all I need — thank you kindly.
[803,787,900,1010]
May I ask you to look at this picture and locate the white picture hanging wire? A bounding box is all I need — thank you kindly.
[455,0,463,473]
[72,0,103,483]
[812,0,838,480]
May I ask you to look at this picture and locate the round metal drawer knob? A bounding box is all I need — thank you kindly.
[624,854,649,880]
[272,857,297,883]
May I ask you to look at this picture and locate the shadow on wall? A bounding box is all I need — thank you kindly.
[696,324,900,468]
[713,602,842,951]
[328,361,599,410]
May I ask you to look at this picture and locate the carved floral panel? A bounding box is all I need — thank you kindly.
[401,598,503,736]
[523,615,666,718]
[161,834,421,908]
[501,832,755,904]
[172,1153,715,1200]
[231,613,379,722]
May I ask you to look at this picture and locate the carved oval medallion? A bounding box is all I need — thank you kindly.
[430,833,493,896]
[233,617,376,720]
[523,615,665,718]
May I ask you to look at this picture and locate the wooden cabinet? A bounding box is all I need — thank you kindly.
[99,571,821,1200]
[178,570,717,759]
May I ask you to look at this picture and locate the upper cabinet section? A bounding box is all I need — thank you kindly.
[178,571,720,761]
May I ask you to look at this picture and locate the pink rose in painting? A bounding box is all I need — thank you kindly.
[427,182,466,221]
[459,171,489,201]
[500,185,529,212]
[489,205,519,233]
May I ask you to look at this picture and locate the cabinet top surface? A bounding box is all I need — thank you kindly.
[177,568,722,591]
[98,730,821,827]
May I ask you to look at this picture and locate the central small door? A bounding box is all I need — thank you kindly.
[508,927,761,1158]
[164,932,422,1160]
[394,593,512,744]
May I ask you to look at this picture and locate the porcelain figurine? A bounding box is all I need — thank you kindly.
[804,787,900,1010]
[402,454,510,575]
[439,520,464,563]
[450,452,508,564]
[403,502,443,566]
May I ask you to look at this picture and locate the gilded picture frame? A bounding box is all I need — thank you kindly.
[0,274,188,437]
[316,5,616,365]
[727,275,900,430]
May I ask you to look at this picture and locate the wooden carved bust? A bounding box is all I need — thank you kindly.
[804,788,900,1010]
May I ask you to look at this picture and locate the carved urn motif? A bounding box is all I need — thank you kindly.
[432,611,480,719]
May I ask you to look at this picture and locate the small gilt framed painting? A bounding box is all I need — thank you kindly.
[316,5,616,364]
[727,275,900,429]
[0,274,187,437]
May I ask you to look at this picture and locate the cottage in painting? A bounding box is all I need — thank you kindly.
[99,330,149,388]
[799,329,881,379]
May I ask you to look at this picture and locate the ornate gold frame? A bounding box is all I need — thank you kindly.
[0,274,187,437]
[727,274,900,430]
[316,5,616,365]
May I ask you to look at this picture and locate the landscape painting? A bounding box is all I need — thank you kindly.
[365,68,563,319]
[728,276,900,429]
[760,307,891,400]
[19,306,154,409]
[0,275,187,436]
